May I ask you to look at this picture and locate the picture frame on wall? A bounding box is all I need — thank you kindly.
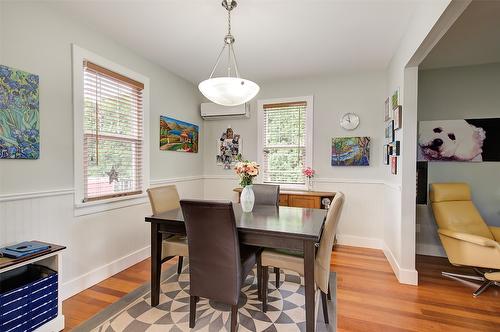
[385,120,395,142]
[384,97,391,121]
[391,156,398,174]
[391,88,399,110]
[383,144,390,165]
[389,140,400,156]
[393,106,402,129]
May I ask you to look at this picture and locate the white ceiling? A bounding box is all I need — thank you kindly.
[421,1,500,69]
[51,0,421,83]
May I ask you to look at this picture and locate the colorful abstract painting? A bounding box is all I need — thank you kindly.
[331,137,370,166]
[160,116,199,153]
[0,65,40,159]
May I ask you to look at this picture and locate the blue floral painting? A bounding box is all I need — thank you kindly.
[0,65,40,159]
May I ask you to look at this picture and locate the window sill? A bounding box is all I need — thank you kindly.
[74,193,148,217]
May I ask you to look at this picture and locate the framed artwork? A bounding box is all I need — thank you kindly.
[159,116,199,153]
[331,136,370,166]
[391,88,399,110]
[389,140,400,156]
[216,127,241,169]
[384,97,391,121]
[385,120,395,142]
[393,106,402,129]
[391,156,398,174]
[0,65,40,159]
[418,118,500,162]
[383,144,390,165]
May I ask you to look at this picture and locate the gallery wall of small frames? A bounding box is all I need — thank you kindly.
[384,88,401,174]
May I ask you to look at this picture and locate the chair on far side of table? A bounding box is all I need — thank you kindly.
[147,185,188,275]
[252,184,280,207]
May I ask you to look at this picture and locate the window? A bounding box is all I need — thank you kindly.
[258,96,313,188]
[73,45,149,214]
[82,61,144,201]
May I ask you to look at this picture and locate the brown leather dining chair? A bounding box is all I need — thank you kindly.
[180,200,261,332]
[259,192,345,324]
[147,185,188,275]
[252,184,280,206]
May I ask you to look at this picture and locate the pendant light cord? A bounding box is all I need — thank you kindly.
[207,1,241,80]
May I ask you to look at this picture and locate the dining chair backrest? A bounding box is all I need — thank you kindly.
[252,184,280,206]
[180,200,243,305]
[147,185,181,215]
[315,192,345,293]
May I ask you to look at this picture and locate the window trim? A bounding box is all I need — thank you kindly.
[72,44,150,216]
[257,96,314,190]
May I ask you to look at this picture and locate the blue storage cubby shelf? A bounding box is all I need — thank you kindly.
[0,265,58,332]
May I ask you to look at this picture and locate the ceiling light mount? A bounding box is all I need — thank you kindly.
[198,0,259,106]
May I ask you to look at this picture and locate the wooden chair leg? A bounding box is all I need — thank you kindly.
[327,281,332,301]
[262,266,269,312]
[321,291,329,324]
[274,267,280,288]
[177,256,184,275]
[189,295,197,328]
[256,254,262,301]
[230,304,238,332]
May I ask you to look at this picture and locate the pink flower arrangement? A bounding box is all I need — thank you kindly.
[235,161,260,187]
[303,167,315,179]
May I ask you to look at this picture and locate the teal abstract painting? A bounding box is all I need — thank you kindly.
[0,65,40,159]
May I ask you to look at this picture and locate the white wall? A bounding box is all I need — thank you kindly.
[0,1,203,299]
[417,63,500,256]
[203,72,387,248]
[384,0,453,284]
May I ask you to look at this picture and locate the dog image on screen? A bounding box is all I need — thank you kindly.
[418,120,486,161]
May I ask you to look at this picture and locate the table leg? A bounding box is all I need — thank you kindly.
[304,240,315,332]
[151,223,162,307]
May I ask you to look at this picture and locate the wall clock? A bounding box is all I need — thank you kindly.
[340,112,360,130]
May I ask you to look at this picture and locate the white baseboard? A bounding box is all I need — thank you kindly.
[383,244,418,285]
[336,234,383,249]
[61,245,151,300]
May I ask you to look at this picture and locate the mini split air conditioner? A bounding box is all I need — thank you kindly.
[200,102,250,120]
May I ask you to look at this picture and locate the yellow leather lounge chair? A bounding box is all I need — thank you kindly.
[430,183,500,296]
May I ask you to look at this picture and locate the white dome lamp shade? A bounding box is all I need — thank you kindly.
[199,0,259,107]
[199,77,260,107]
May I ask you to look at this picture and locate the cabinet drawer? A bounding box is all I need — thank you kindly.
[288,195,321,208]
[279,194,289,206]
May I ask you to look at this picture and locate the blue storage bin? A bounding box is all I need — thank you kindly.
[0,265,58,332]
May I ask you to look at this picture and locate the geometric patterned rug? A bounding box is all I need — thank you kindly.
[73,262,336,332]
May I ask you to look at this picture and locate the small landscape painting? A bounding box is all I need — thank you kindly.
[0,65,40,159]
[331,136,370,166]
[160,116,199,153]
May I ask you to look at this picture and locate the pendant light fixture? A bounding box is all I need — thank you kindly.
[198,0,259,107]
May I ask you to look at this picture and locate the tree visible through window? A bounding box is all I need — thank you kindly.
[261,101,310,185]
[83,61,144,201]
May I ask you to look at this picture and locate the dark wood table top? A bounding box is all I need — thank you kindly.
[0,241,66,271]
[146,204,327,241]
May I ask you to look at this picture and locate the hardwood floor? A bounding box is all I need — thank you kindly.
[62,246,500,331]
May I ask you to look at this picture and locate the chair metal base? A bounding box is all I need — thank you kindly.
[442,268,500,297]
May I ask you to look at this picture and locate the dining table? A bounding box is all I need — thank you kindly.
[145,203,328,332]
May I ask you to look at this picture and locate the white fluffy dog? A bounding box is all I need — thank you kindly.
[418,120,486,161]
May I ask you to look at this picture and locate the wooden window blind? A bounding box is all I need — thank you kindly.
[262,101,307,185]
[83,60,144,202]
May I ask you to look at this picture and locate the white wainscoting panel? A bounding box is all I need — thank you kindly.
[0,178,203,300]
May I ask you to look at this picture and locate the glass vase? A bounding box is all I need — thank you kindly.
[241,185,255,212]
[308,177,314,191]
